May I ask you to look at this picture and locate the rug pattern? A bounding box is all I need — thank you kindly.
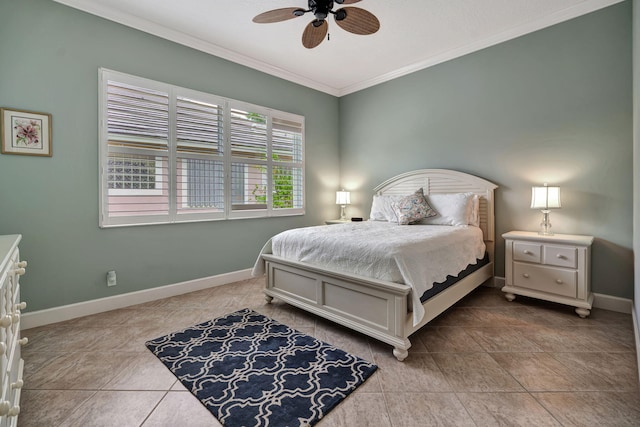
[146,308,377,427]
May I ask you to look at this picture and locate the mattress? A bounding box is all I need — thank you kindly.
[253,221,486,325]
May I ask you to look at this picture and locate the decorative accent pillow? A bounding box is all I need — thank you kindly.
[421,192,476,226]
[369,194,404,222]
[392,188,437,225]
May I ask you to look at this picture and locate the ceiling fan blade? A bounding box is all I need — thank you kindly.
[302,20,328,49]
[334,7,380,35]
[340,0,362,4]
[253,8,303,24]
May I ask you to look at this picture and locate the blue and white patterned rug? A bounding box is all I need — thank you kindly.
[145,308,377,427]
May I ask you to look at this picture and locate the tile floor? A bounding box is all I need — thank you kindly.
[18,279,640,426]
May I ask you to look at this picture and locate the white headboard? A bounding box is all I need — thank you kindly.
[374,169,498,245]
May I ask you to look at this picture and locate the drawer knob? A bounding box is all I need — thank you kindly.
[523,250,532,255]
[0,401,10,416]
[11,379,23,390]
[557,254,567,259]
[16,302,26,310]
[13,267,26,276]
[0,315,12,328]
[18,337,28,346]
[7,405,20,417]
[522,273,530,278]
[556,279,564,284]
[16,260,27,268]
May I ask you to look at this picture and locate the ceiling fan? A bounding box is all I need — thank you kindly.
[252,0,380,49]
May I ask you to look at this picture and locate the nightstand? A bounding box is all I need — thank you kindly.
[325,219,351,225]
[502,231,594,318]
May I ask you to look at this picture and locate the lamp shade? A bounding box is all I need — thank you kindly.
[336,190,351,205]
[531,185,561,210]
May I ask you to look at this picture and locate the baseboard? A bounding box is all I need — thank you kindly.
[492,276,505,288]
[21,269,253,330]
[20,271,634,330]
[592,293,633,314]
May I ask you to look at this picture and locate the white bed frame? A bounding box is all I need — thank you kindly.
[262,169,498,361]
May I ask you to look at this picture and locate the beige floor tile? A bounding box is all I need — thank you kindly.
[428,307,484,326]
[373,353,452,392]
[61,390,165,427]
[142,391,222,427]
[455,286,515,307]
[517,324,595,352]
[25,352,134,390]
[384,392,476,426]
[432,352,524,392]
[457,392,562,426]
[549,351,639,392]
[464,327,543,352]
[533,391,640,426]
[319,392,392,427]
[19,390,96,427]
[102,351,178,390]
[415,326,485,353]
[16,282,638,426]
[491,352,614,392]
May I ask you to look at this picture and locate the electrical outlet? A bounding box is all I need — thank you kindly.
[106,270,117,287]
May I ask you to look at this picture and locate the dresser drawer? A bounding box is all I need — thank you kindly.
[512,241,542,263]
[543,244,578,269]
[513,262,577,298]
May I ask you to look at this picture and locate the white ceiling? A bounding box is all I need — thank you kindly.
[53,0,622,96]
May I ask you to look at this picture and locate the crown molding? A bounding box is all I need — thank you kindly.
[52,0,340,96]
[54,0,624,98]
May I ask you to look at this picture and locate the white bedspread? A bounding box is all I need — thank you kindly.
[252,221,486,325]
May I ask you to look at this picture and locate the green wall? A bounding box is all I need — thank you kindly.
[0,0,634,312]
[0,0,340,311]
[339,2,634,298]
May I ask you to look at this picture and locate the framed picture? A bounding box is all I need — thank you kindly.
[1,108,52,157]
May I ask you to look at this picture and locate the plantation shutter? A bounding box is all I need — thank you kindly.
[103,77,170,225]
[175,94,225,218]
[229,107,268,215]
[99,69,305,227]
[272,116,304,210]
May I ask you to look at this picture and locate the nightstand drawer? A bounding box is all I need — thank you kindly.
[513,262,577,298]
[543,245,577,268]
[513,242,542,263]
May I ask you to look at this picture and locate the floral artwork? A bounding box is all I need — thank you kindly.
[1,108,52,156]
[13,118,42,148]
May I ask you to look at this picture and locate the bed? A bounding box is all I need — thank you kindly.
[253,169,498,361]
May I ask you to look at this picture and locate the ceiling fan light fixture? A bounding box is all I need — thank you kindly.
[334,9,347,21]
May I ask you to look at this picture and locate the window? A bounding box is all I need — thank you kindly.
[99,69,305,227]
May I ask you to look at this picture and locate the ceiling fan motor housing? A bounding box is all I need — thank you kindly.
[309,0,333,21]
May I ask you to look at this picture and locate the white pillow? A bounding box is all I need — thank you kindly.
[422,192,476,226]
[469,194,480,227]
[369,194,403,222]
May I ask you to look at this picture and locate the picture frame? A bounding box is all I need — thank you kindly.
[1,108,52,157]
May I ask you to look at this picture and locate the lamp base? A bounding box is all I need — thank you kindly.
[538,210,553,236]
[339,205,347,221]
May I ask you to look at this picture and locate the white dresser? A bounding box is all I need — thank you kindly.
[0,235,27,426]
[502,231,594,318]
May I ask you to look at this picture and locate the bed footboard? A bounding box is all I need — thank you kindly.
[262,254,412,360]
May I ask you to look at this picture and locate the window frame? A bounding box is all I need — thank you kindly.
[98,68,305,228]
